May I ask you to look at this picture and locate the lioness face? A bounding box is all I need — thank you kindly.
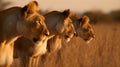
[76,16,95,43]
[26,14,49,43]
[63,17,76,42]
[56,10,76,42]
[17,1,49,43]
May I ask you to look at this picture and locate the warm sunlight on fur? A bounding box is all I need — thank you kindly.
[0,1,49,67]
[70,14,95,43]
[13,9,76,67]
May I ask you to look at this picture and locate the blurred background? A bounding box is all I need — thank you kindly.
[1,0,120,24]
[0,0,120,67]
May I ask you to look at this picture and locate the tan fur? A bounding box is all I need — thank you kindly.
[44,10,76,52]
[70,14,95,43]
[42,12,95,67]
[14,35,54,67]
[43,11,95,61]
[44,10,76,40]
[0,1,49,67]
[13,10,76,67]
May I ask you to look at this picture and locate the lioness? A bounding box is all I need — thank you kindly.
[69,12,95,43]
[46,10,95,53]
[13,9,76,67]
[41,10,95,63]
[0,1,49,67]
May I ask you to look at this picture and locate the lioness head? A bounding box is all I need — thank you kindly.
[55,10,76,42]
[74,16,95,43]
[70,12,95,43]
[17,1,49,43]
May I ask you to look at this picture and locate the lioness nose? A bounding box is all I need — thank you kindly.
[45,31,50,36]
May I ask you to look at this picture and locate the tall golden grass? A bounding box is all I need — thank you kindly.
[12,22,120,67]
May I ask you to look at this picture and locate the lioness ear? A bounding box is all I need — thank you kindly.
[79,16,90,27]
[22,1,39,18]
[62,9,71,17]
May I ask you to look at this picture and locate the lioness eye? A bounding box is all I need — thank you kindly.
[36,20,41,25]
[36,20,41,24]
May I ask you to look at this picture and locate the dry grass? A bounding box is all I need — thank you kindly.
[12,22,120,67]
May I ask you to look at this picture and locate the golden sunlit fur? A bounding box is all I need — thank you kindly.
[44,10,76,41]
[42,11,95,63]
[0,1,49,67]
[14,35,54,67]
[44,9,76,53]
[13,9,76,67]
[70,14,95,43]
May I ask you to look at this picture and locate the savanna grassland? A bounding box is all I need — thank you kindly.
[12,22,120,67]
[0,0,119,67]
